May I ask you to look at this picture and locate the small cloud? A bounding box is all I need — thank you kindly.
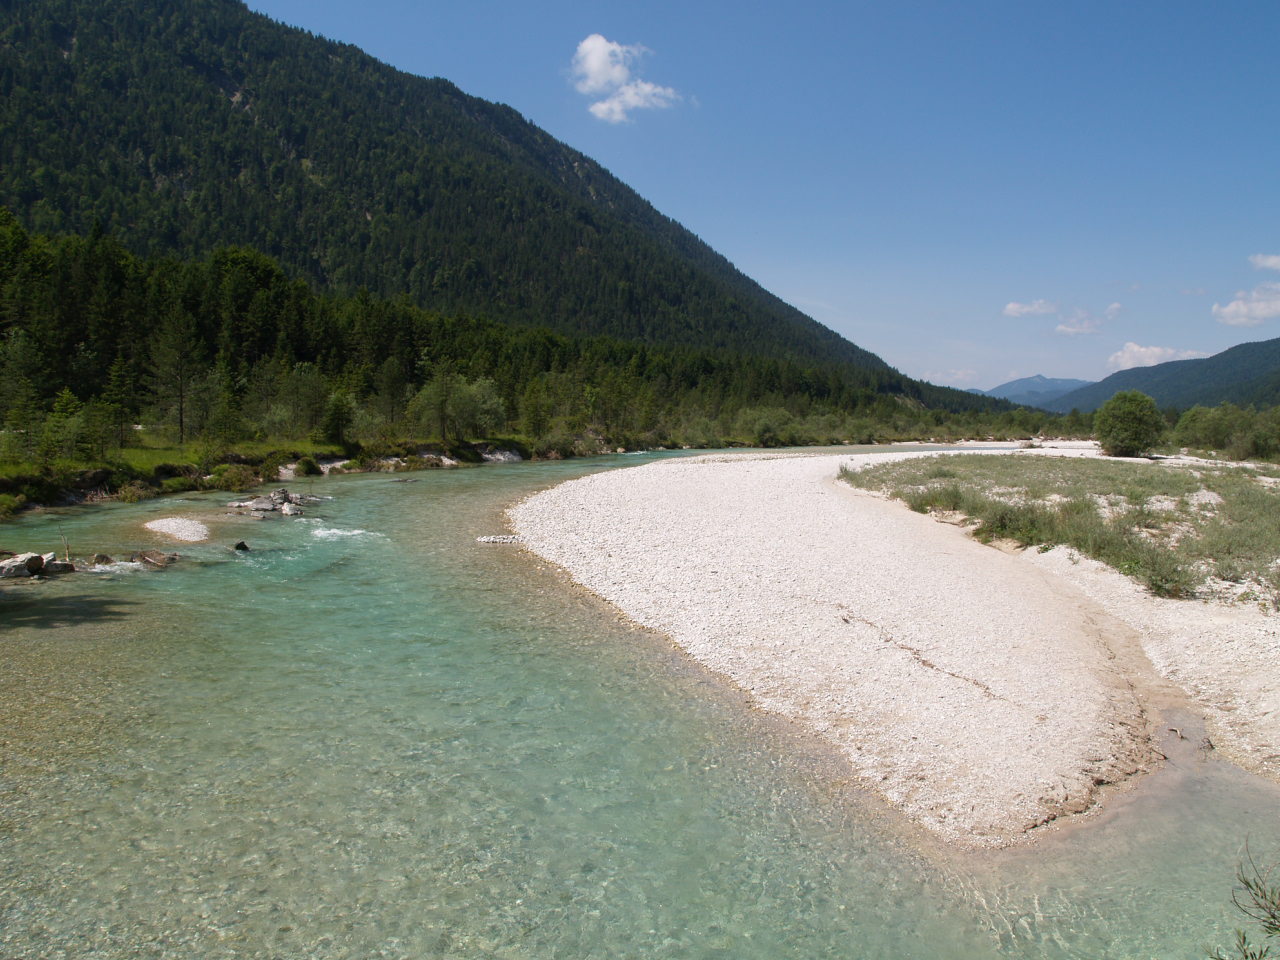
[1108,342,1209,371]
[1104,302,1122,320]
[1002,299,1056,318]
[1249,253,1280,271]
[1212,281,1280,327]
[571,34,680,123]
[1055,309,1100,336]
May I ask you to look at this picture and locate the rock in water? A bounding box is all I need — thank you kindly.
[134,550,179,567]
[281,502,302,516]
[233,541,250,551]
[0,552,44,577]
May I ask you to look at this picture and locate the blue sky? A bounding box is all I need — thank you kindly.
[246,0,1279,390]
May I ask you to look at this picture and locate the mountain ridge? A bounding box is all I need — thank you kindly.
[978,375,1094,408]
[1046,338,1280,412]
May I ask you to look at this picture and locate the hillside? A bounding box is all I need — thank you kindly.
[980,375,1094,408]
[0,0,917,383]
[1047,338,1280,412]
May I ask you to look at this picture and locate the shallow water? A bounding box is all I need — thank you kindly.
[2,451,1277,959]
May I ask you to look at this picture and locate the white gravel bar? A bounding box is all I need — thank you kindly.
[510,450,1162,846]
[143,517,210,542]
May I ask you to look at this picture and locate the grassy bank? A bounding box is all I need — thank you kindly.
[840,453,1280,606]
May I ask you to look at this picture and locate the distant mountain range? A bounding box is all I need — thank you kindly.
[0,0,1001,413]
[972,375,1094,408]
[1045,337,1280,412]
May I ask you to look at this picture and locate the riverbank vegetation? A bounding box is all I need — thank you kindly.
[0,215,1046,513]
[3,213,1278,519]
[840,454,1280,606]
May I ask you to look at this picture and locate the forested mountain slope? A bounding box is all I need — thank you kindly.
[1047,338,1280,412]
[0,0,907,378]
[0,214,1013,469]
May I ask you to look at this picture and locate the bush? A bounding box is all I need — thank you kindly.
[0,493,26,520]
[160,476,196,494]
[116,480,156,503]
[257,452,290,483]
[208,463,259,492]
[1095,390,1165,457]
[1208,849,1280,959]
[294,455,322,476]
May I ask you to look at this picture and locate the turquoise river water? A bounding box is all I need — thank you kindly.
[2,450,1278,959]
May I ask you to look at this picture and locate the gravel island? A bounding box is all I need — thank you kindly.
[509,449,1177,846]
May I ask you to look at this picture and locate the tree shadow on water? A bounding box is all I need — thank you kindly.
[0,590,139,630]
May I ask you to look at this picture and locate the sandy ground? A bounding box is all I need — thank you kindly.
[509,445,1279,846]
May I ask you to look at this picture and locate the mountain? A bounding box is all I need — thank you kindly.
[979,375,1094,408]
[1046,338,1280,412]
[0,0,970,403]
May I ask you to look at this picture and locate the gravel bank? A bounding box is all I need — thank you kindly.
[143,517,210,542]
[509,450,1164,846]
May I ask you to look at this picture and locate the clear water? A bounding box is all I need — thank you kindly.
[2,452,1277,959]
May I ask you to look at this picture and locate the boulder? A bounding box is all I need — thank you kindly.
[232,540,250,551]
[43,560,75,574]
[247,497,276,512]
[90,553,114,565]
[0,552,43,578]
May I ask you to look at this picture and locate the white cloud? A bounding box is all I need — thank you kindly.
[1107,342,1209,371]
[1248,253,1280,271]
[1104,302,1122,320]
[1002,299,1056,318]
[1212,281,1280,327]
[1055,308,1099,336]
[571,34,680,123]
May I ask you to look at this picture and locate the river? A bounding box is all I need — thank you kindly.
[2,450,1277,959]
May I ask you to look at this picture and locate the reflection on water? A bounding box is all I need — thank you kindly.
[1,451,1277,959]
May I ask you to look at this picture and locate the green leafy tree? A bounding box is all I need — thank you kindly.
[1094,390,1165,457]
[450,378,506,439]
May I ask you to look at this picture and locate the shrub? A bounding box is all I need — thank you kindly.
[1095,390,1165,457]
[0,493,26,520]
[116,480,156,503]
[208,463,259,492]
[294,456,322,476]
[257,452,290,483]
[1208,849,1280,959]
[160,476,196,494]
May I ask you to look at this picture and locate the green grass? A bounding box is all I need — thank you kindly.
[841,454,1280,605]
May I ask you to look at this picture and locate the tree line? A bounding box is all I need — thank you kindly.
[0,213,1033,470]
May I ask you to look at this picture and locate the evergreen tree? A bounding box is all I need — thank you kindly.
[149,311,204,445]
